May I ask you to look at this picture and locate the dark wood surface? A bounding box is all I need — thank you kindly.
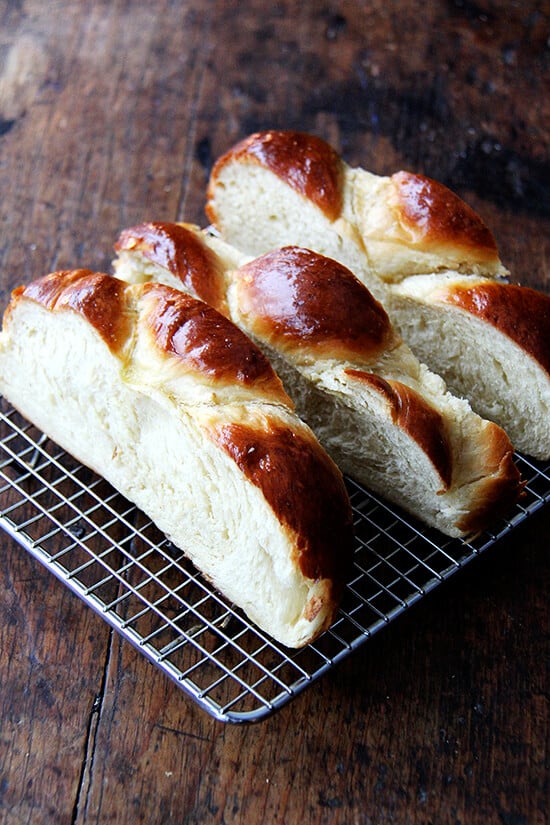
[0,2,548,823]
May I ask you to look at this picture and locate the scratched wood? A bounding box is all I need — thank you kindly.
[0,1,548,824]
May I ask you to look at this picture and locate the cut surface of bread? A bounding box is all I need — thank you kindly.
[388,273,550,458]
[205,130,550,458]
[0,270,354,648]
[114,224,522,538]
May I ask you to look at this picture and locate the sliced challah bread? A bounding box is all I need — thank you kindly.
[205,130,550,458]
[0,269,354,647]
[114,222,522,538]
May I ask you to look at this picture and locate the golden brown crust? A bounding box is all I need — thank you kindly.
[207,418,353,596]
[139,282,288,394]
[456,423,522,535]
[392,171,499,260]
[344,370,453,490]
[207,130,344,222]
[438,281,550,376]
[235,247,397,362]
[115,221,228,315]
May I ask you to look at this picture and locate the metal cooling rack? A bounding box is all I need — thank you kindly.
[1,400,549,724]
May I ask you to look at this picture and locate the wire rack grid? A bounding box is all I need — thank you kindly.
[1,400,549,724]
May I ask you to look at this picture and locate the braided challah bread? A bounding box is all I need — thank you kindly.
[114,222,522,538]
[205,130,550,459]
[0,270,354,648]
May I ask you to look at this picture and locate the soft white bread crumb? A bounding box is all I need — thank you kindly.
[388,273,550,459]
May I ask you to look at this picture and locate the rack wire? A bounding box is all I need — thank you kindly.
[1,399,549,723]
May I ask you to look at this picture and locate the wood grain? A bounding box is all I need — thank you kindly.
[0,1,548,823]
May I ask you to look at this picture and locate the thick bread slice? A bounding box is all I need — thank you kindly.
[205,130,550,458]
[205,129,508,288]
[0,270,354,648]
[114,223,522,538]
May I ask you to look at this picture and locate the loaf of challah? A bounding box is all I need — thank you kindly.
[0,269,354,648]
[114,222,522,538]
[205,130,550,459]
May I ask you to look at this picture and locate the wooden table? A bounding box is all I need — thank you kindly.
[0,2,548,822]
